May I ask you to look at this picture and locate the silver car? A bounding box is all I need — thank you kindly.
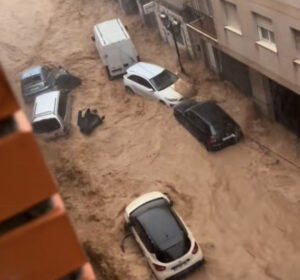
[21,65,81,103]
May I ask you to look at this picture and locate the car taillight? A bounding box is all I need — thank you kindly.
[192,242,198,254]
[209,136,217,144]
[153,263,166,271]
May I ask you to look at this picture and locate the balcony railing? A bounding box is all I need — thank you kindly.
[183,2,217,39]
[156,0,217,40]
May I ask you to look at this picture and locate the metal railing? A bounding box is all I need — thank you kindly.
[183,0,217,38]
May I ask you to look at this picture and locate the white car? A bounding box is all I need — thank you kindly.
[125,192,204,280]
[123,62,184,107]
[32,90,72,139]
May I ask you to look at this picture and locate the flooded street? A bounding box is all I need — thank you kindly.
[1,0,300,279]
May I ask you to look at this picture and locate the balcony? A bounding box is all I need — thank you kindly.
[183,2,217,41]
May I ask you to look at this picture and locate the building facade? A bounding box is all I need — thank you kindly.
[173,0,300,134]
[117,0,300,134]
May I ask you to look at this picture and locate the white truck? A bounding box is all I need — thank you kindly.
[93,18,139,79]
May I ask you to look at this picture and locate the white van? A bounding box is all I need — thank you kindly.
[93,18,139,79]
[32,90,72,139]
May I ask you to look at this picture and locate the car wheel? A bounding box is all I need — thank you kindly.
[125,86,135,95]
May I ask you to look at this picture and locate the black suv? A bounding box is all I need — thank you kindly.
[174,100,243,151]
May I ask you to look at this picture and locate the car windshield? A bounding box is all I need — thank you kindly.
[150,70,178,91]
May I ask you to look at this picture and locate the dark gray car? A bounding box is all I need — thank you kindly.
[174,100,243,151]
[21,65,81,103]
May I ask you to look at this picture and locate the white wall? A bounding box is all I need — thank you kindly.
[210,0,300,95]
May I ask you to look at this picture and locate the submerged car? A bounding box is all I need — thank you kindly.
[21,65,81,103]
[125,192,204,280]
[174,100,243,151]
[123,62,183,107]
[32,90,72,139]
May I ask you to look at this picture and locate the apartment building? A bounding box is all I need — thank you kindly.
[210,0,300,133]
[176,0,300,134]
[117,0,300,134]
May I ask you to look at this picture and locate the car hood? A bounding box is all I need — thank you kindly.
[159,85,183,100]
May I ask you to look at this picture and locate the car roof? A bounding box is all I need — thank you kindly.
[94,18,129,46]
[188,101,232,125]
[127,62,164,80]
[33,91,59,118]
[131,198,185,251]
[22,66,44,79]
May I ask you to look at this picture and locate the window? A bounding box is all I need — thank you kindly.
[58,92,68,119]
[223,1,241,35]
[137,77,153,89]
[254,13,277,52]
[128,75,153,89]
[293,29,300,51]
[291,28,300,65]
[258,26,275,43]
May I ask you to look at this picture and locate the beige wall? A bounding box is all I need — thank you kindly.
[210,0,300,94]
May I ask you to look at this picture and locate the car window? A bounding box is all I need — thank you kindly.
[186,111,197,122]
[32,118,60,134]
[128,75,153,89]
[187,112,209,132]
[128,75,140,83]
[58,92,68,119]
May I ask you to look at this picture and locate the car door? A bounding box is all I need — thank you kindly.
[128,75,155,98]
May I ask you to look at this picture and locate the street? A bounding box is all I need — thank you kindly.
[1,0,300,279]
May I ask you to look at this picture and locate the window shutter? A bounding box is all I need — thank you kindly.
[224,2,239,30]
[293,29,300,50]
[255,14,273,31]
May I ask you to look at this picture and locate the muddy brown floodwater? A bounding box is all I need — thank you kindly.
[1,0,300,279]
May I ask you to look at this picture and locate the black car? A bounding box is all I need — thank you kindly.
[174,100,243,151]
[21,65,81,103]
